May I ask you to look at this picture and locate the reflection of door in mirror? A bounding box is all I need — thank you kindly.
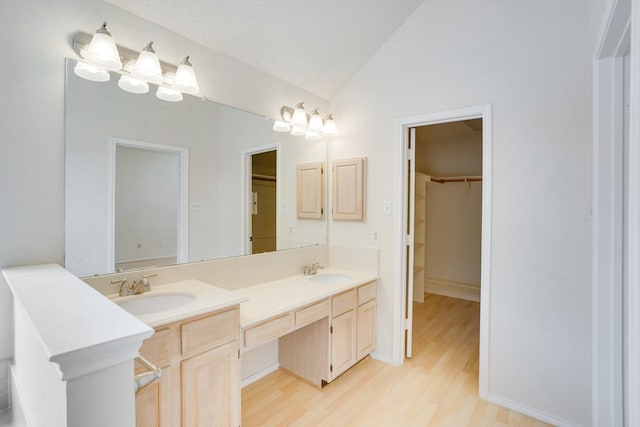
[250,150,277,254]
[111,139,188,272]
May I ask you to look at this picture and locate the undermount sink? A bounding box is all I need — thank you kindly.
[308,274,352,284]
[116,292,195,316]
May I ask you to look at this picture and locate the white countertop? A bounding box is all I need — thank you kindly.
[234,268,377,327]
[110,279,247,328]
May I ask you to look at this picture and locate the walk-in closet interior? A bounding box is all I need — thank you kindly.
[413,119,483,304]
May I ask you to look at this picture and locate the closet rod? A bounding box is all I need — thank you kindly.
[252,174,277,182]
[428,175,482,184]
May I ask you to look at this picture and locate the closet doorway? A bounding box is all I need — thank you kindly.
[397,105,491,398]
[246,148,278,254]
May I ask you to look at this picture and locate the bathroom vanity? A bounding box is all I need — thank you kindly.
[110,280,245,426]
[119,269,377,426]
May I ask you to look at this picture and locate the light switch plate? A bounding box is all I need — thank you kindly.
[383,201,392,215]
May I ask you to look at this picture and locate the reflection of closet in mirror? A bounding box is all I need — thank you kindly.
[250,150,277,254]
[111,139,188,272]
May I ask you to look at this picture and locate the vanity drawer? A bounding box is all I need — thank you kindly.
[181,308,239,358]
[332,289,357,317]
[139,327,174,369]
[358,281,377,305]
[244,313,293,350]
[295,299,330,328]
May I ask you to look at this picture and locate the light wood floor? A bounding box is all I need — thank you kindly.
[242,293,551,426]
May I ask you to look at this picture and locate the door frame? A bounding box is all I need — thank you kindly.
[394,104,492,398]
[592,0,639,424]
[240,143,281,255]
[107,137,189,271]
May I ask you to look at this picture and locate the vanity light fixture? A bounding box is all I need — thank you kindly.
[118,74,149,94]
[272,104,338,137]
[307,109,324,133]
[72,25,201,102]
[132,42,164,84]
[173,56,200,94]
[291,126,307,136]
[290,102,308,128]
[272,120,292,132]
[156,73,183,102]
[322,114,338,136]
[83,22,123,71]
[73,60,110,82]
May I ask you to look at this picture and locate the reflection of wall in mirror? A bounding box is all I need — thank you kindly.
[114,145,179,268]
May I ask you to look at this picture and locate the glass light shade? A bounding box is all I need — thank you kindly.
[305,129,322,140]
[156,85,183,102]
[173,56,200,94]
[118,74,149,94]
[273,120,291,132]
[290,126,307,136]
[83,23,122,71]
[308,109,324,133]
[74,60,110,82]
[323,115,338,136]
[132,42,163,84]
[290,103,308,128]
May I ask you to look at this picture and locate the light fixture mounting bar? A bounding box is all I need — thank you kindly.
[72,32,178,74]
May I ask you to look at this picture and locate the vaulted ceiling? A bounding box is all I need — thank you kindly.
[105,0,425,99]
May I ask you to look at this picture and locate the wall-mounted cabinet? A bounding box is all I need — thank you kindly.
[297,162,325,219]
[331,157,366,221]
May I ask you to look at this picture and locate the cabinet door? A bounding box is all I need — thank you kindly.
[182,341,240,427]
[135,364,177,427]
[297,162,325,219]
[357,300,377,361]
[331,157,366,221]
[330,309,357,380]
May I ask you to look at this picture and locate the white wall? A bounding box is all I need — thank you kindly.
[329,0,595,424]
[115,146,179,263]
[423,181,482,286]
[0,0,327,407]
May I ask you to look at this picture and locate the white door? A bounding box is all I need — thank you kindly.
[404,127,416,358]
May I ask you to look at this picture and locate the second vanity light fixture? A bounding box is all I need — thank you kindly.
[273,103,338,138]
[72,22,200,103]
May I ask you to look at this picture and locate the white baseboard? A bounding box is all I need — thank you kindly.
[425,278,480,302]
[487,393,577,427]
[241,363,279,388]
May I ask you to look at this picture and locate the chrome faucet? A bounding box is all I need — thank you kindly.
[303,263,325,276]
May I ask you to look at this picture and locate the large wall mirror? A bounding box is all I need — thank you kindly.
[64,59,327,278]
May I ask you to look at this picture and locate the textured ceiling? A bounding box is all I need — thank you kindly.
[105,0,425,99]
